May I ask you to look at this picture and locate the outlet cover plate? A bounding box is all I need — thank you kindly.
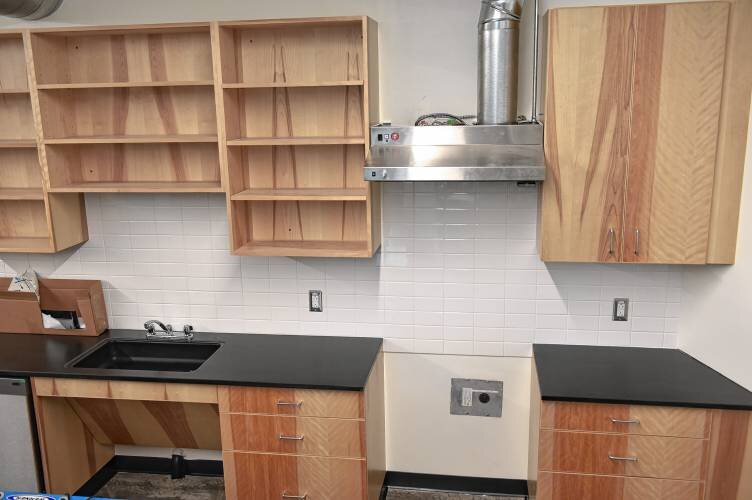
[450,378,503,417]
[309,290,323,312]
[613,298,629,321]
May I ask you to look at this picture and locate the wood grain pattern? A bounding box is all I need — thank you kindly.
[219,385,363,419]
[223,451,366,500]
[32,385,114,494]
[707,0,752,263]
[220,413,365,458]
[30,28,213,85]
[67,397,221,450]
[33,377,218,403]
[364,351,385,500]
[217,17,378,258]
[38,86,217,139]
[624,2,729,263]
[537,472,702,500]
[45,143,221,189]
[540,401,710,438]
[539,7,635,262]
[0,35,29,90]
[705,409,752,499]
[539,430,706,480]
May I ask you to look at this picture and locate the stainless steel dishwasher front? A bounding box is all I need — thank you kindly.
[0,377,43,492]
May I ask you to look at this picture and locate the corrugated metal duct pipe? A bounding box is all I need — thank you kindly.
[0,0,63,19]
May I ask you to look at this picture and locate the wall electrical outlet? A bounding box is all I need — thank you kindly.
[613,298,629,321]
[450,378,503,417]
[309,290,323,312]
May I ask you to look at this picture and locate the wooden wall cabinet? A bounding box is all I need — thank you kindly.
[0,32,87,252]
[539,1,752,264]
[216,18,381,257]
[2,17,380,257]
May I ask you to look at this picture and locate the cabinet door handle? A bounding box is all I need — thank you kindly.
[608,454,639,462]
[634,228,640,255]
[610,417,640,425]
[278,434,305,441]
[282,493,307,499]
[608,228,615,255]
[276,400,303,408]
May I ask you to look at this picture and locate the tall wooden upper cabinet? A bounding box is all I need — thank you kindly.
[216,17,381,257]
[0,31,87,253]
[539,1,752,264]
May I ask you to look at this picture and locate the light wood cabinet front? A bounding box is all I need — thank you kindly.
[539,430,706,480]
[540,1,750,264]
[221,413,365,458]
[537,472,703,500]
[541,401,710,438]
[224,451,366,500]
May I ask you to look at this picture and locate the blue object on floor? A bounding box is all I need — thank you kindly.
[0,493,120,500]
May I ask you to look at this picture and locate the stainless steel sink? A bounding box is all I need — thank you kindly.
[68,339,222,372]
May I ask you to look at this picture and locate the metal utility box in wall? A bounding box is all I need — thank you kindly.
[450,378,503,417]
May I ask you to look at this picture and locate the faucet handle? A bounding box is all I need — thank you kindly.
[183,324,194,334]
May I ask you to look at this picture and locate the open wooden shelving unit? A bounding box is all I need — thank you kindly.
[0,32,87,253]
[29,23,223,194]
[0,17,380,257]
[215,17,380,257]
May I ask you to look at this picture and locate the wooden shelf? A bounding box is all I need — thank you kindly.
[0,188,44,200]
[48,182,223,193]
[44,135,218,144]
[0,88,29,94]
[0,139,36,148]
[235,240,370,257]
[0,237,52,253]
[231,188,368,201]
[38,81,215,90]
[227,137,365,146]
[223,80,363,89]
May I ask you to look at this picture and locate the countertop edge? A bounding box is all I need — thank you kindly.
[539,395,752,411]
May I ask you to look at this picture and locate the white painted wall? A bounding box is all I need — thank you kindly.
[679,110,752,391]
[385,353,531,478]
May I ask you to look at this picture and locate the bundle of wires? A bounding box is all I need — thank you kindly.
[414,113,476,126]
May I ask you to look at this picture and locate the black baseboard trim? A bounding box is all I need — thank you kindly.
[74,455,223,496]
[381,471,528,498]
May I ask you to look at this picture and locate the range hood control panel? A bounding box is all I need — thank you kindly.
[364,124,546,182]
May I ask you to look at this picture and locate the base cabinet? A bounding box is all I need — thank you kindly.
[31,355,385,500]
[528,397,752,500]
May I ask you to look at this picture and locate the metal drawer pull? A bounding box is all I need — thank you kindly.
[634,228,640,255]
[608,228,615,255]
[277,400,303,408]
[610,417,640,425]
[282,493,307,499]
[608,454,639,462]
[279,434,305,441]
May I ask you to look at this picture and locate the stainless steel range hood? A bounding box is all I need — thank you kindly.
[364,123,545,182]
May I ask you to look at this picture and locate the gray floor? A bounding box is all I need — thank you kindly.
[94,473,524,500]
[386,487,524,500]
[95,472,225,500]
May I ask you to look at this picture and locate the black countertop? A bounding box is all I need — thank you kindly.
[534,344,752,410]
[0,329,382,391]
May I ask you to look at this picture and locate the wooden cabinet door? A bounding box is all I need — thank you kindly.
[623,2,729,263]
[539,6,635,262]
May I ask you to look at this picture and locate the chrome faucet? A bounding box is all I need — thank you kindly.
[144,320,194,341]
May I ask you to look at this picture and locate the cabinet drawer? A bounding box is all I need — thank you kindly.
[220,386,363,419]
[539,430,706,480]
[541,401,709,438]
[537,472,703,500]
[221,413,365,458]
[223,451,366,500]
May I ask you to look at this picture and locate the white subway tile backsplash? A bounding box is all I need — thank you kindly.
[0,184,684,356]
